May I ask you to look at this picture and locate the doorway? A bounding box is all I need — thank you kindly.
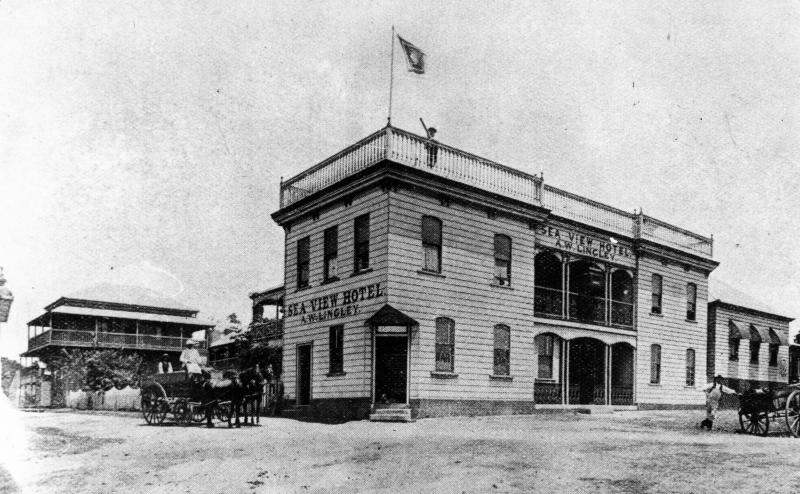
[297,344,312,406]
[568,338,606,405]
[374,335,408,404]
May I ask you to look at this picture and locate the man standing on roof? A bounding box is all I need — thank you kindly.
[180,340,203,375]
[425,126,438,167]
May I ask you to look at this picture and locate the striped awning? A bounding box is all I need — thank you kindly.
[749,324,771,343]
[729,320,750,339]
[768,327,789,346]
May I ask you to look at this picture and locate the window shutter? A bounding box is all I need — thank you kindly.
[422,216,442,245]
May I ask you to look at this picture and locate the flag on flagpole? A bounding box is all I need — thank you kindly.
[397,35,426,74]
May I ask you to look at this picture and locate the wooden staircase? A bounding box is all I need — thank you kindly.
[369,403,414,422]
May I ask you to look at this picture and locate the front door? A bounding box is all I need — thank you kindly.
[374,336,407,404]
[297,344,312,406]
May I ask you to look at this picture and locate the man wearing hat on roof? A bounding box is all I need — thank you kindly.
[156,354,173,374]
[180,339,203,375]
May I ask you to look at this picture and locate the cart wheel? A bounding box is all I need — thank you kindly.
[785,391,800,438]
[739,410,770,436]
[141,383,168,425]
[173,399,192,426]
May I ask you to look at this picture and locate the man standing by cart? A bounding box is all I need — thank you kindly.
[702,375,738,430]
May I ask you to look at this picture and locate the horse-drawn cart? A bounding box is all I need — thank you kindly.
[140,372,235,427]
[738,385,800,437]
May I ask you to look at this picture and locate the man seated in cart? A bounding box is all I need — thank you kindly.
[701,375,738,430]
[156,353,173,374]
[180,339,205,379]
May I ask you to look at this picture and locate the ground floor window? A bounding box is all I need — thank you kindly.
[686,349,695,386]
[650,344,661,384]
[329,325,343,374]
[770,344,779,367]
[435,317,455,372]
[536,334,556,379]
[729,338,739,361]
[750,341,760,365]
[493,324,510,375]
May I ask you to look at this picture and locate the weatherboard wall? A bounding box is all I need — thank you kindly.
[634,256,708,406]
[708,304,790,388]
[281,188,389,405]
[386,185,539,404]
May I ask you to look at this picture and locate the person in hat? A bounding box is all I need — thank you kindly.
[425,126,438,167]
[179,339,203,375]
[701,375,737,430]
[156,353,173,374]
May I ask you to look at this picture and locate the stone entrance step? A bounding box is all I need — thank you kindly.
[369,407,414,422]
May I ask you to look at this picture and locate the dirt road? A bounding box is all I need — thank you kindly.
[3,408,800,493]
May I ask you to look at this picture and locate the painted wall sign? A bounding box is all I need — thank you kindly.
[536,225,633,261]
[286,283,386,325]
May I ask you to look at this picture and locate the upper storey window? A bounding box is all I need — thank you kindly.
[494,235,511,285]
[354,214,370,273]
[686,283,697,321]
[323,225,339,282]
[296,236,310,289]
[534,251,562,318]
[651,274,663,314]
[421,216,442,273]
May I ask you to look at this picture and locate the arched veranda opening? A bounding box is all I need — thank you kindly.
[534,334,635,406]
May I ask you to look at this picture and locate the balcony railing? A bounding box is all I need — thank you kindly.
[568,293,606,326]
[535,286,633,330]
[249,319,284,341]
[27,329,204,353]
[279,126,713,258]
[534,286,562,318]
[610,301,634,327]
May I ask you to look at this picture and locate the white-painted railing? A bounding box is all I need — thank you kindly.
[636,215,713,257]
[541,185,635,238]
[279,127,543,209]
[279,126,713,258]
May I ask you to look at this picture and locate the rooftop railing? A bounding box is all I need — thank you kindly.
[279,126,713,258]
[280,127,543,209]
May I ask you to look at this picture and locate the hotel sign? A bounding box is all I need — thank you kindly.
[536,225,633,262]
[286,282,386,325]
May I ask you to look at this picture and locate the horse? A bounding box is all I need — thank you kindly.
[200,369,244,428]
[238,365,266,425]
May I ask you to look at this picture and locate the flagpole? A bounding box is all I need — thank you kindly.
[387,25,395,126]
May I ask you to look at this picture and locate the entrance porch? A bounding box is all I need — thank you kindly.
[534,333,635,407]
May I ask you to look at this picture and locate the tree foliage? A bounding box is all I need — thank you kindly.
[230,312,282,378]
[47,349,147,391]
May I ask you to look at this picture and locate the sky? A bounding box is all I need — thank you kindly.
[1,1,799,359]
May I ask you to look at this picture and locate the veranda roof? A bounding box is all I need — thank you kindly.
[28,305,214,327]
